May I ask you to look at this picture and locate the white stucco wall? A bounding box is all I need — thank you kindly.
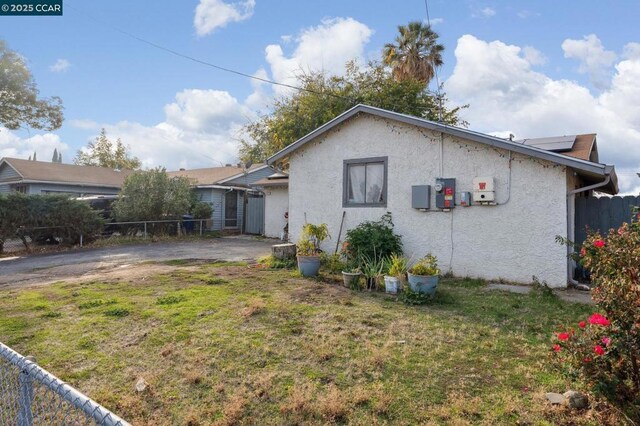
[264,186,289,239]
[288,114,570,287]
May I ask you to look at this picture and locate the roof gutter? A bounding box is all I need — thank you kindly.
[566,172,612,288]
[195,184,255,192]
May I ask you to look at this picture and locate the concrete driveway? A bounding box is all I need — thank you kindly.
[0,236,275,288]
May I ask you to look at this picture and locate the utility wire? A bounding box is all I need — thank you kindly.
[424,0,444,123]
[64,1,349,100]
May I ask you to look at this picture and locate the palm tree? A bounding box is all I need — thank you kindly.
[383,21,444,85]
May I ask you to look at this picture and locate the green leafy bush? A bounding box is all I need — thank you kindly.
[320,253,348,274]
[409,254,439,276]
[553,208,640,419]
[344,213,402,263]
[0,193,104,252]
[296,223,330,256]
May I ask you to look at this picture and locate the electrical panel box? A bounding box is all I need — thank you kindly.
[435,178,456,209]
[473,176,495,203]
[459,191,472,207]
[411,185,431,210]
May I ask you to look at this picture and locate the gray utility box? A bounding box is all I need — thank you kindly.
[435,178,456,209]
[411,185,431,210]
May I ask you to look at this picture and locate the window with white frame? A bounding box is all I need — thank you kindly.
[343,157,387,207]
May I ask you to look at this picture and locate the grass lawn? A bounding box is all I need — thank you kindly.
[0,261,599,425]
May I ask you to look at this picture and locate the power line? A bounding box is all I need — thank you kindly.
[64,1,348,100]
[424,0,444,123]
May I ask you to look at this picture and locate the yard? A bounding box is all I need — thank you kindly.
[0,261,600,425]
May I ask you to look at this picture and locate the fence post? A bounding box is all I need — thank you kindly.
[80,233,83,248]
[17,359,34,426]
[144,222,147,239]
[200,220,203,237]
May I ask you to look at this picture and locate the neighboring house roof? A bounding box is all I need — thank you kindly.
[266,104,618,194]
[167,164,264,186]
[254,172,289,187]
[0,157,133,188]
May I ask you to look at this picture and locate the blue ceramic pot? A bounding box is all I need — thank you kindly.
[407,273,439,296]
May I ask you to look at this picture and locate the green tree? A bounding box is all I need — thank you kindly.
[239,61,466,164]
[74,128,141,170]
[113,168,192,221]
[383,21,444,84]
[0,40,64,131]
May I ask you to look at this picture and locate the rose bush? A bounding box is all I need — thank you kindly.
[552,207,639,419]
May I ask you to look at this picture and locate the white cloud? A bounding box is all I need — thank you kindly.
[473,7,496,18]
[446,34,640,193]
[562,34,617,90]
[69,119,99,130]
[0,129,68,161]
[429,18,444,26]
[78,89,257,170]
[264,17,373,96]
[194,0,255,36]
[517,10,540,19]
[49,59,70,73]
[164,89,251,132]
[522,46,547,66]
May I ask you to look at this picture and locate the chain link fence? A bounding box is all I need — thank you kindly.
[1,219,213,254]
[0,341,130,426]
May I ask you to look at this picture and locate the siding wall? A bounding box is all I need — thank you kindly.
[288,114,569,287]
[27,183,120,196]
[194,188,225,230]
[0,163,21,181]
[0,184,10,194]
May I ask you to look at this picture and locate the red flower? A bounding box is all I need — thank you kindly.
[589,313,611,326]
[583,357,592,363]
[578,321,586,328]
[602,337,611,346]
[593,239,605,248]
[594,345,605,355]
[557,332,570,341]
[580,247,587,257]
[552,344,561,352]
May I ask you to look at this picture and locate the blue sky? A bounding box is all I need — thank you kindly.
[1,0,639,192]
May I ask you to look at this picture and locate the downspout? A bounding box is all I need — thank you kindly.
[566,172,611,287]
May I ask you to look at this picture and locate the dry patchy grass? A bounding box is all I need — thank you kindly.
[0,262,616,425]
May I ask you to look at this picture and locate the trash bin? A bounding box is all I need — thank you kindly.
[182,214,194,234]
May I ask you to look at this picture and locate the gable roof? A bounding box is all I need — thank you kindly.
[516,134,598,162]
[266,104,617,193]
[167,164,264,186]
[0,157,133,188]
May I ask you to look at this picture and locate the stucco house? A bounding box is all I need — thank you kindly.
[0,157,131,196]
[254,172,289,239]
[267,104,618,288]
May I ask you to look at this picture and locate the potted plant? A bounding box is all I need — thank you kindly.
[296,223,330,277]
[341,263,362,289]
[384,254,408,294]
[360,252,386,291]
[407,253,440,296]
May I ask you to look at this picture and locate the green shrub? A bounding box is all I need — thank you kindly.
[409,254,439,276]
[297,223,330,256]
[553,208,640,419]
[320,253,348,274]
[344,213,402,263]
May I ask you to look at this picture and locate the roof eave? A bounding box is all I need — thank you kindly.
[266,104,610,176]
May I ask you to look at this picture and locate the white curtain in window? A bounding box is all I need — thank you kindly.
[366,163,384,203]
[348,164,366,203]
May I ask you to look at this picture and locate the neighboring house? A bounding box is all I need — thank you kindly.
[254,172,289,239]
[0,157,132,196]
[267,104,618,288]
[168,164,279,234]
